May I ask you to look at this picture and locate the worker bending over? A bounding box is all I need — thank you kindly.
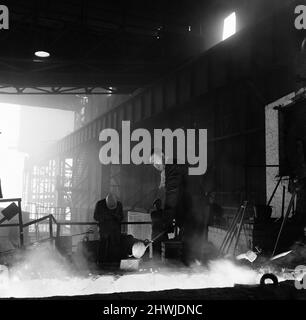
[94,193,123,263]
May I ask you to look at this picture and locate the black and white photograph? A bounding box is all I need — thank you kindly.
[0,0,306,318]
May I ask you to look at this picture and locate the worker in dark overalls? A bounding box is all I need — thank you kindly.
[94,193,123,264]
[150,198,168,259]
[149,149,206,265]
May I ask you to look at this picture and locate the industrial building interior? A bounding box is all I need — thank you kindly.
[1,0,306,300]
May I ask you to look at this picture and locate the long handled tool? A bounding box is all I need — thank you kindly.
[219,201,248,256]
[219,208,241,254]
[233,204,247,254]
[120,231,168,270]
[271,189,297,257]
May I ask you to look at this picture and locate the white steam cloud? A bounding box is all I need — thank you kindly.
[0,244,262,298]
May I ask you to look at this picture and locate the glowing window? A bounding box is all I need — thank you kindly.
[223,12,236,40]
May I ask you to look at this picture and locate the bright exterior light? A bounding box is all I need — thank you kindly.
[222,12,236,41]
[107,87,113,97]
[34,51,50,58]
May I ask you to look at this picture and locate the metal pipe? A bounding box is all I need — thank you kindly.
[0,198,22,203]
[233,205,247,254]
[267,177,282,207]
[23,215,52,227]
[49,216,53,239]
[17,199,24,248]
[281,186,286,219]
[272,191,296,257]
[219,207,241,254]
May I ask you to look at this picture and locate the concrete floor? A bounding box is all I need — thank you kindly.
[0,280,300,300]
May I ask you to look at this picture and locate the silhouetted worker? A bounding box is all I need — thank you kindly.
[206,192,225,228]
[150,198,168,258]
[149,149,204,265]
[94,193,123,263]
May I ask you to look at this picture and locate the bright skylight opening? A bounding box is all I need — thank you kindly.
[223,12,236,41]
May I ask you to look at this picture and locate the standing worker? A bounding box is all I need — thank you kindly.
[149,149,206,265]
[150,198,168,259]
[94,193,123,264]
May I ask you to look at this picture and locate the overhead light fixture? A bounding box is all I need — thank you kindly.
[34,51,50,58]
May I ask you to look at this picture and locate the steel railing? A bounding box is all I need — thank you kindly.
[0,198,152,251]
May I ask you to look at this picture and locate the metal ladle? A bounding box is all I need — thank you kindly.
[132,231,166,259]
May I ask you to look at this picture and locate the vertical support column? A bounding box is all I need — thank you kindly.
[56,223,61,239]
[49,215,53,239]
[265,92,295,217]
[54,157,61,209]
[17,198,24,248]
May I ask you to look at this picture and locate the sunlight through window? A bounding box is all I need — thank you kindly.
[223,12,236,41]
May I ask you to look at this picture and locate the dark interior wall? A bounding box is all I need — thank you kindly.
[118,83,267,213]
[104,2,300,214]
[50,1,302,219]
